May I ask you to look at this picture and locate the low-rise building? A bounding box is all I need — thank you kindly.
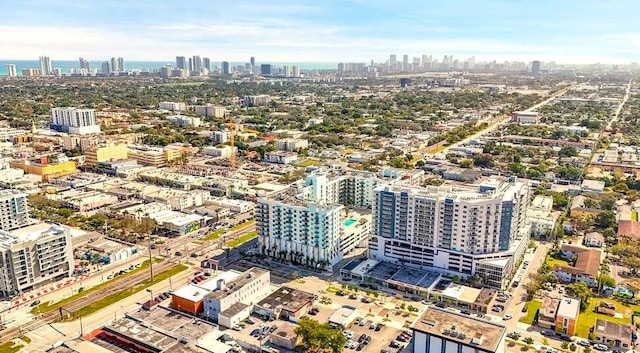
[0,223,74,296]
[10,157,78,182]
[203,268,271,328]
[328,305,358,328]
[553,245,601,287]
[171,284,206,315]
[148,210,207,236]
[49,190,119,213]
[208,198,254,214]
[555,297,580,335]
[84,143,129,166]
[591,319,636,350]
[411,306,506,353]
[195,104,225,118]
[585,232,605,248]
[253,286,316,321]
[511,111,540,124]
[538,297,561,330]
[264,151,298,164]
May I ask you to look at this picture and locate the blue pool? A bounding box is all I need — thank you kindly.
[344,219,357,226]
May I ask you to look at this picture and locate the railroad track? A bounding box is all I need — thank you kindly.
[0,260,175,343]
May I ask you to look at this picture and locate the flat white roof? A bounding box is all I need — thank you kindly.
[172,284,207,302]
[328,306,357,326]
[557,297,580,319]
[350,259,380,277]
[196,271,241,291]
[442,283,466,300]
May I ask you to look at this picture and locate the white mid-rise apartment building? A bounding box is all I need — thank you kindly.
[158,101,187,111]
[257,169,379,268]
[0,223,74,296]
[50,107,101,135]
[275,138,309,152]
[369,178,530,289]
[0,190,32,232]
[166,115,201,128]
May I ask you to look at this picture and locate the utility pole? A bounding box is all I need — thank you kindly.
[148,231,154,282]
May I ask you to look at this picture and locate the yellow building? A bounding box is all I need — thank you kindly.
[85,143,129,166]
[10,159,78,182]
[128,148,166,167]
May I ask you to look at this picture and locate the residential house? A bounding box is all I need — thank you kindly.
[618,220,640,240]
[538,297,561,330]
[584,232,605,248]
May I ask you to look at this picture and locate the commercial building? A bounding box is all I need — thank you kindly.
[553,245,601,287]
[211,131,230,144]
[10,157,79,182]
[328,306,358,328]
[0,190,31,232]
[84,143,129,166]
[369,178,530,288]
[127,146,166,167]
[411,306,506,353]
[511,111,540,124]
[148,210,207,236]
[48,190,119,213]
[166,115,201,128]
[0,223,74,296]
[203,267,271,327]
[50,107,101,135]
[171,284,207,315]
[243,95,271,107]
[591,319,636,350]
[253,286,316,321]
[203,146,236,158]
[158,101,186,111]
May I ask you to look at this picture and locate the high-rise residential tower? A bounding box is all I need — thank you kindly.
[531,60,541,75]
[221,61,231,75]
[176,56,186,70]
[39,56,52,76]
[117,57,124,72]
[369,179,530,288]
[202,57,211,71]
[6,64,16,77]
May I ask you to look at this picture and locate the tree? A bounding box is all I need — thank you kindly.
[569,342,577,352]
[595,211,617,229]
[407,304,415,312]
[473,153,494,168]
[542,338,549,346]
[566,282,592,311]
[596,273,616,294]
[294,317,345,353]
[561,341,569,350]
[399,302,406,310]
[559,146,578,157]
[523,337,534,345]
[583,346,591,353]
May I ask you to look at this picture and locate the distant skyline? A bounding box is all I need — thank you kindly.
[1,0,639,64]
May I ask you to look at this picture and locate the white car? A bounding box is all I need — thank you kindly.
[593,344,609,351]
[502,314,513,320]
[577,340,590,347]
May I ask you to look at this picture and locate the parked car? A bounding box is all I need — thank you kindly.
[502,314,512,320]
[190,253,198,258]
[369,322,377,329]
[359,319,367,327]
[232,325,242,331]
[361,298,372,304]
[461,310,470,315]
[250,329,260,337]
[541,330,554,337]
[336,291,346,296]
[349,294,358,300]
[245,318,255,324]
[269,325,278,333]
[593,344,609,351]
[522,305,528,313]
[175,251,183,256]
[375,323,384,332]
[30,300,41,307]
[397,335,407,342]
[577,340,590,347]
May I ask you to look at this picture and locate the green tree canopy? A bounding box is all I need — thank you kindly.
[294,317,346,353]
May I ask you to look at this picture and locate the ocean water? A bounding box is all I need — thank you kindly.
[0,60,338,76]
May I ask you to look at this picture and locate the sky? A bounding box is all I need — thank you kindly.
[1,0,639,64]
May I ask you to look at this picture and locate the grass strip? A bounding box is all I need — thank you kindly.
[69,264,187,319]
[228,231,257,248]
[32,260,153,315]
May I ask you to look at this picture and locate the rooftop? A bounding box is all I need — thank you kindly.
[172,284,207,302]
[127,306,217,343]
[556,297,580,319]
[554,245,601,277]
[540,297,560,319]
[593,319,635,340]
[618,220,640,239]
[257,286,316,313]
[0,222,66,249]
[206,267,269,300]
[412,306,506,352]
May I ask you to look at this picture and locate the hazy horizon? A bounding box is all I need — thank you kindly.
[1,0,640,64]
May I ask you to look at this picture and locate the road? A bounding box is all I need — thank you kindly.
[426,83,577,156]
[605,78,633,131]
